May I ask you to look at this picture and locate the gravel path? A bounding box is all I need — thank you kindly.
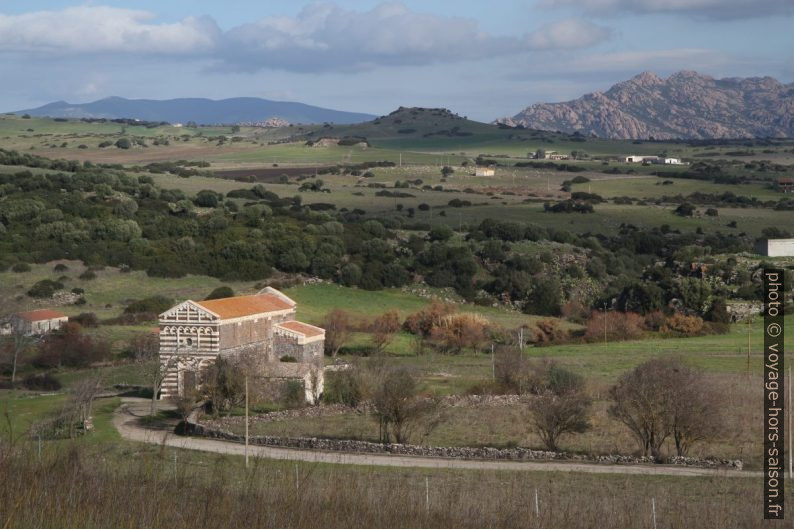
[114,398,760,478]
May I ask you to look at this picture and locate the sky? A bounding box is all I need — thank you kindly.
[1,1,793,121]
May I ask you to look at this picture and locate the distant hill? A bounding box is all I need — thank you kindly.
[498,71,794,139]
[291,106,574,149]
[13,96,376,125]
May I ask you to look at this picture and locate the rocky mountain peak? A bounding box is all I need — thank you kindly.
[498,70,794,139]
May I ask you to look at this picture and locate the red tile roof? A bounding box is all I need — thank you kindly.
[277,320,325,338]
[16,309,68,322]
[195,294,294,320]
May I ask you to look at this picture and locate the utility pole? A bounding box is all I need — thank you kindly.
[603,302,608,349]
[789,365,792,479]
[747,317,751,378]
[245,376,249,468]
[491,343,495,381]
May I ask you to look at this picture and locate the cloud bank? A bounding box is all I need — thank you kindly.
[540,0,793,20]
[0,2,611,71]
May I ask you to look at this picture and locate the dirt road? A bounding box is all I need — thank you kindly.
[114,398,759,478]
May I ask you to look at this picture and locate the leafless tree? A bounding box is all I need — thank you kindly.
[371,366,433,444]
[608,357,719,458]
[370,311,400,354]
[0,330,34,387]
[528,391,591,452]
[322,309,352,358]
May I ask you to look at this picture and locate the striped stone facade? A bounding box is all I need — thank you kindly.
[158,288,325,401]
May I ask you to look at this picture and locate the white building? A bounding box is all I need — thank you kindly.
[624,155,659,163]
[475,167,495,177]
[662,158,683,165]
[11,309,68,335]
[756,239,794,257]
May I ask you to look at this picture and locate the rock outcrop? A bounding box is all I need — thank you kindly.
[498,71,794,139]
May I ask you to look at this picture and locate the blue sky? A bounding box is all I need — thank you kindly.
[1,1,792,121]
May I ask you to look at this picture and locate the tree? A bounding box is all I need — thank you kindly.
[441,166,454,178]
[0,330,34,386]
[322,309,352,358]
[371,366,433,444]
[528,391,591,451]
[371,310,400,353]
[201,357,246,414]
[608,357,720,458]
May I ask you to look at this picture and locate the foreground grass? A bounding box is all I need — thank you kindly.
[0,435,787,529]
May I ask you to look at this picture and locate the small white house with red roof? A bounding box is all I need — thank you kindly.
[11,309,69,336]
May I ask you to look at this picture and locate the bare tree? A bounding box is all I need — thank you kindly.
[322,309,352,358]
[1,330,34,387]
[608,357,718,459]
[371,366,432,444]
[371,310,400,354]
[528,391,591,451]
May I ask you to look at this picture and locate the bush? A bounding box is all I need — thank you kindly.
[323,369,366,407]
[22,373,62,391]
[27,279,64,298]
[204,286,234,300]
[53,263,69,272]
[125,295,174,315]
[34,323,111,368]
[281,380,306,408]
[115,138,131,149]
[12,263,31,273]
[583,311,645,342]
[78,270,96,280]
[661,313,704,336]
[71,312,99,327]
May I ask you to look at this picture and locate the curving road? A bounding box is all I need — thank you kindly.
[114,398,759,478]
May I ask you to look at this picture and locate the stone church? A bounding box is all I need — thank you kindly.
[158,287,325,403]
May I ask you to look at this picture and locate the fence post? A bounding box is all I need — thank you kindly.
[652,498,657,529]
[425,476,430,514]
[534,488,539,517]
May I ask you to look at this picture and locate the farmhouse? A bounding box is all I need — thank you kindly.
[11,309,68,336]
[755,238,794,257]
[475,167,495,177]
[777,178,794,193]
[158,288,325,403]
[624,155,659,163]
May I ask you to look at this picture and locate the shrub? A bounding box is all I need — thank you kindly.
[429,313,489,354]
[204,286,234,300]
[53,263,69,272]
[281,380,306,408]
[115,138,131,149]
[71,312,98,328]
[532,319,569,345]
[661,313,704,336]
[78,270,96,280]
[583,311,645,342]
[34,323,111,368]
[323,369,366,407]
[27,279,64,298]
[11,263,31,273]
[125,295,174,315]
[22,373,62,391]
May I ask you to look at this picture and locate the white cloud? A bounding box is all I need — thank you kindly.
[525,18,611,50]
[567,48,732,72]
[540,0,793,20]
[0,6,220,55]
[0,3,611,71]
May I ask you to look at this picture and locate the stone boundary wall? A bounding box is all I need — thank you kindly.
[184,420,743,471]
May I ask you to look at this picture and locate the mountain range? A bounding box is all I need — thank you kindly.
[13,97,376,125]
[498,71,794,139]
